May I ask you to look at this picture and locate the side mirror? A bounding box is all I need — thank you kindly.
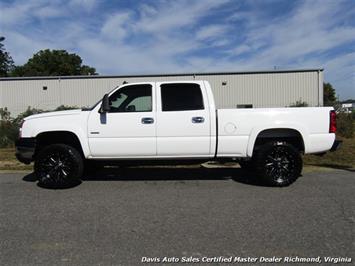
[100,94,110,113]
[126,105,136,112]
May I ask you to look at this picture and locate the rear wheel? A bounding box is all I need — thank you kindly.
[34,144,83,188]
[254,141,302,186]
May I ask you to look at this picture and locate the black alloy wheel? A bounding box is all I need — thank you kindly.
[255,142,302,186]
[34,144,83,188]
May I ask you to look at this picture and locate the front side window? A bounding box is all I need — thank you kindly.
[109,84,152,112]
[161,83,204,111]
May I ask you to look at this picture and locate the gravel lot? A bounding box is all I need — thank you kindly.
[1,167,354,265]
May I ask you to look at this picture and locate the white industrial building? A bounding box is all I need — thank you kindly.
[0,69,323,116]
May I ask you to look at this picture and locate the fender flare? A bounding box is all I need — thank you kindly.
[246,124,309,157]
[32,128,90,158]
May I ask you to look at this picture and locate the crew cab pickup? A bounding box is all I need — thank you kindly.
[15,81,340,187]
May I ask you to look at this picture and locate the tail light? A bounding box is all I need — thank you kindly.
[329,110,336,133]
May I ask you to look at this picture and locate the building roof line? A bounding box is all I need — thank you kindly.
[0,68,324,81]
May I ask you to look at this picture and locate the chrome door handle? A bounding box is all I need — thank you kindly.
[192,116,205,123]
[141,117,154,124]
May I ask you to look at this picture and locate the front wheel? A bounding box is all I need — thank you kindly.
[254,142,302,187]
[34,144,83,188]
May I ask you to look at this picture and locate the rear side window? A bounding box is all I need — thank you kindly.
[161,83,204,111]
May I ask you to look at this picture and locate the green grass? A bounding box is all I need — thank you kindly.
[1,135,354,171]
[0,148,33,170]
[304,135,355,170]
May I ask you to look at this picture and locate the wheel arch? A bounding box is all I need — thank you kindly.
[247,126,307,157]
[35,130,89,158]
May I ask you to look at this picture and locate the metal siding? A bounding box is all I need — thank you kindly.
[0,71,321,116]
[318,71,324,106]
[0,79,61,115]
[183,72,319,108]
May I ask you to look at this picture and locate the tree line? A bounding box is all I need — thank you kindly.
[0,36,96,77]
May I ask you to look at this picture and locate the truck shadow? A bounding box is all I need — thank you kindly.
[22,166,274,189]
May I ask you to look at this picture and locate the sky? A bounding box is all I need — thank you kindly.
[0,0,354,99]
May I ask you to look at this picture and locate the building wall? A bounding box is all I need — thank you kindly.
[0,70,323,116]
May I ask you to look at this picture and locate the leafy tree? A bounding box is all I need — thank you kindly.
[11,49,97,76]
[0,108,17,147]
[342,99,355,104]
[0,37,14,77]
[0,107,11,121]
[323,82,336,106]
[1,107,45,147]
[337,113,353,138]
[54,105,79,111]
[290,99,308,107]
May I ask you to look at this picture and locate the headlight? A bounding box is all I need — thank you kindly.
[18,120,25,138]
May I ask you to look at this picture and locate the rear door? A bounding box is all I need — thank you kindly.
[156,81,211,157]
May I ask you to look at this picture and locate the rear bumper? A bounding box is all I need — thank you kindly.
[330,139,342,152]
[15,138,36,164]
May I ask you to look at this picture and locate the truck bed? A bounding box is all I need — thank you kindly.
[216,107,335,157]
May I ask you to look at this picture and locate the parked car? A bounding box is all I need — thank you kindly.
[16,81,341,187]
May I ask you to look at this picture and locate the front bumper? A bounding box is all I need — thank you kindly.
[330,139,342,152]
[15,138,36,164]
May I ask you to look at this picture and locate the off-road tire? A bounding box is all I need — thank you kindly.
[254,141,302,187]
[34,144,83,188]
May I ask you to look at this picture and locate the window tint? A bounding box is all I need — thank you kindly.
[110,93,127,109]
[109,84,152,112]
[161,83,204,111]
[128,96,152,112]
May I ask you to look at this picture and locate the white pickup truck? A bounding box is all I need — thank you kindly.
[16,81,340,187]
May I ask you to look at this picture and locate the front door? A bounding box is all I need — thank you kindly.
[87,83,156,158]
[156,81,211,157]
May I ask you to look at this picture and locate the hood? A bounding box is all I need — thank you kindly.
[24,109,82,121]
